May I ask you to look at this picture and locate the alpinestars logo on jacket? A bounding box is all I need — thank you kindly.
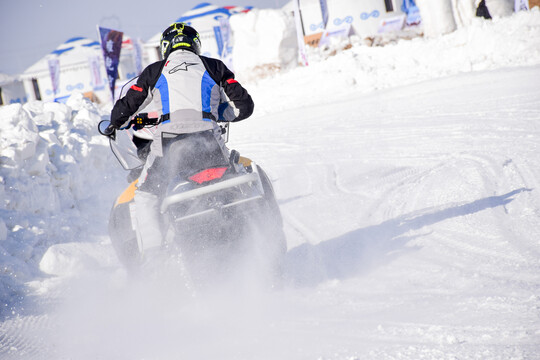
[168,62,198,73]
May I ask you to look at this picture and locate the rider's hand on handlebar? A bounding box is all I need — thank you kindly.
[133,114,146,130]
[102,123,117,137]
[132,113,160,130]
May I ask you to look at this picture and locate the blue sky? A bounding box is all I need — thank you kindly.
[0,0,287,75]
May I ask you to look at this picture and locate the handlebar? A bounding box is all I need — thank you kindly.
[98,113,161,138]
[129,113,161,130]
[99,113,230,142]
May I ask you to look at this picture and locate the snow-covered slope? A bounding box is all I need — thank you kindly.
[1,9,539,360]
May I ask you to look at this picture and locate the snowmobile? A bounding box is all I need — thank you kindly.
[98,113,287,277]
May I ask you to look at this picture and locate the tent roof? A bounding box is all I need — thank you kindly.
[49,37,100,56]
[176,4,234,23]
[176,2,251,22]
[145,3,252,46]
[24,37,101,75]
[23,35,134,76]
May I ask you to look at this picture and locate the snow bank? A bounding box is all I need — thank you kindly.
[39,242,117,276]
[230,0,531,74]
[0,93,124,313]
[246,9,540,115]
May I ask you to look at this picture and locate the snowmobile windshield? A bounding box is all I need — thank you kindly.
[110,127,145,170]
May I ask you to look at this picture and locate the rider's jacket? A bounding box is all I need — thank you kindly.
[111,49,254,155]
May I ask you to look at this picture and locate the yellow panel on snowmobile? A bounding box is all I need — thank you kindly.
[238,156,252,168]
[115,180,138,207]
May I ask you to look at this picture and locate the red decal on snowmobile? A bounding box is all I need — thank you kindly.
[189,167,228,184]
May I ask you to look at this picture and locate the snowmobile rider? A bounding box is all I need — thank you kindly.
[103,22,254,251]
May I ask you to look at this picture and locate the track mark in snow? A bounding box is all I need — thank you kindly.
[0,314,52,359]
[281,207,320,247]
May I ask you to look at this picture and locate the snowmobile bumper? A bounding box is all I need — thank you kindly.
[160,170,264,215]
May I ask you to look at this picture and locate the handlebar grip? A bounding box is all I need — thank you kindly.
[102,123,117,138]
[131,113,159,129]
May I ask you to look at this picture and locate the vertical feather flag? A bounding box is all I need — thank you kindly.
[293,0,309,66]
[47,57,60,100]
[98,27,123,101]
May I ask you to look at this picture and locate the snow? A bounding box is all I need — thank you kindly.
[1,8,540,360]
[416,0,458,36]
[485,0,515,17]
[230,8,298,73]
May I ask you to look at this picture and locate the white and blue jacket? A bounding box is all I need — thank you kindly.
[111,49,254,156]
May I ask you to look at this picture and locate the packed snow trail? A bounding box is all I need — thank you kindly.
[1,65,539,359]
[232,65,540,359]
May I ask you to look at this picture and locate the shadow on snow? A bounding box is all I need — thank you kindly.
[283,188,531,287]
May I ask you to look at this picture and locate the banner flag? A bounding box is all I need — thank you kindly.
[318,24,352,47]
[378,15,406,33]
[88,55,105,90]
[47,57,60,99]
[401,0,422,26]
[218,17,234,70]
[133,38,144,75]
[213,26,224,59]
[515,0,529,11]
[319,0,329,28]
[97,26,123,101]
[293,0,309,66]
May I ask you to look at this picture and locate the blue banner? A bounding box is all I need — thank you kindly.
[98,27,123,101]
[213,26,224,57]
[402,0,421,26]
[319,0,329,28]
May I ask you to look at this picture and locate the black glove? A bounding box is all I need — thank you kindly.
[102,123,117,137]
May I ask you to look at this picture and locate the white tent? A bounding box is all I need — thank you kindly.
[21,37,102,103]
[21,36,141,104]
[144,3,252,66]
[291,0,412,39]
[0,74,26,105]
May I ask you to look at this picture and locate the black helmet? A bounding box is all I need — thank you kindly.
[160,22,201,58]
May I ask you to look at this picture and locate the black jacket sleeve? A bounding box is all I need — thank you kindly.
[110,60,165,128]
[200,56,254,121]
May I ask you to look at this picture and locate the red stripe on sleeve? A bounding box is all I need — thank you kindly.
[131,85,143,92]
[226,78,238,84]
